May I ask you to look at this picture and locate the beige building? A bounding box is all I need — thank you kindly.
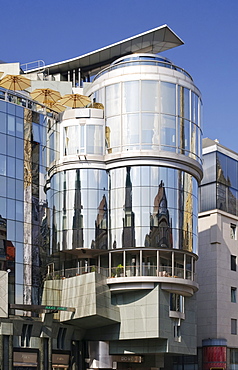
[197,138,238,370]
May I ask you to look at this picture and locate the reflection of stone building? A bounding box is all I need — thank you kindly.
[72,169,84,249]
[122,167,136,248]
[183,174,193,252]
[94,194,108,249]
[146,180,173,248]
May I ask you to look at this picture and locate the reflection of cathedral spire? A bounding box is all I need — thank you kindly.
[122,167,135,248]
[93,194,108,249]
[72,169,84,249]
[146,180,172,248]
[52,206,57,253]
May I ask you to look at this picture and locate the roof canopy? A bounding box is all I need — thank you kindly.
[26,25,183,77]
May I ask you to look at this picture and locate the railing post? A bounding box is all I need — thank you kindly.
[109,252,111,278]
[98,255,101,274]
[157,250,159,277]
[172,251,174,277]
[123,250,126,277]
[140,250,142,276]
[184,254,186,279]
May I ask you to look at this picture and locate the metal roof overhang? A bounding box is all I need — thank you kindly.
[26,24,183,75]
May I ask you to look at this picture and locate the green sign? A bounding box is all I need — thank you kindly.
[45,306,68,311]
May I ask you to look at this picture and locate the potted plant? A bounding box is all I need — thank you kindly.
[116,264,124,277]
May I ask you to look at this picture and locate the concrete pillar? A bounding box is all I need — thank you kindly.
[0,335,3,370]
[9,335,13,370]
[48,337,52,370]
[39,337,44,370]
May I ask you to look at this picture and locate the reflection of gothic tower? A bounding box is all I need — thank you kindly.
[72,169,84,249]
[52,206,57,253]
[94,194,108,249]
[148,180,172,248]
[122,167,135,248]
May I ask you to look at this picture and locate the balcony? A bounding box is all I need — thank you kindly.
[45,262,198,297]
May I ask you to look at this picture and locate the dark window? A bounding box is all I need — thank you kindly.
[231,287,237,303]
[170,293,184,312]
[57,327,67,349]
[231,348,238,364]
[231,319,237,335]
[231,224,237,239]
[231,255,236,271]
[21,324,33,347]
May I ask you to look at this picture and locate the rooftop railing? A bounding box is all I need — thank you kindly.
[93,58,193,82]
[0,88,58,115]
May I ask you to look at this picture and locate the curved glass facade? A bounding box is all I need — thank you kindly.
[94,74,202,163]
[110,166,198,253]
[48,169,109,251]
[48,165,198,254]
[47,53,202,278]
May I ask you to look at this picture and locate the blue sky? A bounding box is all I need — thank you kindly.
[2,0,238,152]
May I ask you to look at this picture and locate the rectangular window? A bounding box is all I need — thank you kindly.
[231,319,237,335]
[231,224,237,240]
[170,293,184,313]
[57,327,67,349]
[231,287,237,303]
[231,255,236,271]
[174,320,181,342]
[21,324,33,347]
[231,348,238,364]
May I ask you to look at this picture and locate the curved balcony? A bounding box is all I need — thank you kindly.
[46,250,198,297]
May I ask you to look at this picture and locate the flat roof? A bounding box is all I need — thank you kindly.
[26,25,183,76]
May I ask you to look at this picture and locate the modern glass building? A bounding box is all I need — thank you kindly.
[0,25,203,370]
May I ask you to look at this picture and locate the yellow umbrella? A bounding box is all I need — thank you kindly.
[0,74,31,91]
[88,102,104,109]
[30,88,61,104]
[46,102,67,113]
[58,93,91,109]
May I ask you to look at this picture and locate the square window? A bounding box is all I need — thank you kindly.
[231,255,236,271]
[231,319,237,335]
[231,287,237,303]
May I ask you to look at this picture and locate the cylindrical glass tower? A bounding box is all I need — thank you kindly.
[47,53,202,294]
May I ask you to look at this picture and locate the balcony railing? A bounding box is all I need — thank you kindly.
[93,58,193,82]
[46,265,195,281]
[0,88,58,115]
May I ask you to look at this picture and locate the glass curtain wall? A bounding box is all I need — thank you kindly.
[0,99,52,307]
[48,165,198,253]
[97,80,202,162]
[200,151,238,215]
[48,169,109,252]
